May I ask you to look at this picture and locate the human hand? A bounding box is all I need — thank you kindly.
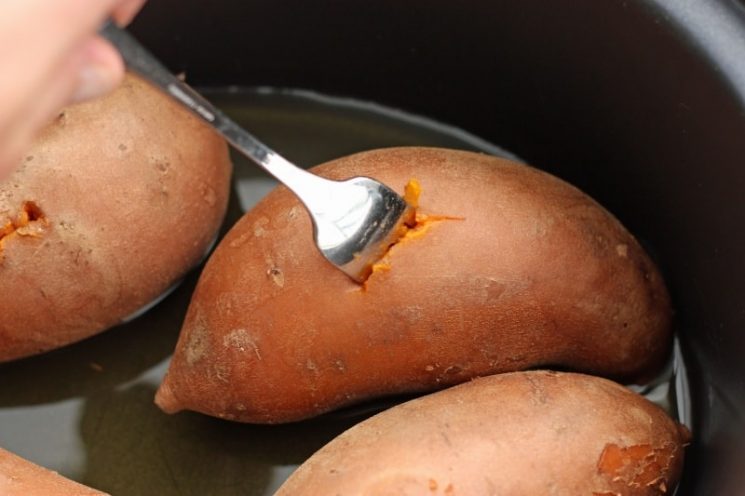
[0,0,146,181]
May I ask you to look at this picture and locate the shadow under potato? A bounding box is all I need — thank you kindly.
[0,274,195,408]
[0,186,246,408]
[78,384,363,496]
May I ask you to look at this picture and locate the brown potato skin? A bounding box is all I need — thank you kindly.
[0,447,107,495]
[0,73,232,362]
[277,371,689,496]
[156,147,672,423]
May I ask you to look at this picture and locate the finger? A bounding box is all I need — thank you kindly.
[0,139,27,182]
[0,35,125,182]
[0,43,85,176]
[113,0,147,26]
[0,1,130,181]
[2,0,120,51]
[0,57,80,183]
[4,35,122,142]
[0,0,120,122]
[70,36,125,104]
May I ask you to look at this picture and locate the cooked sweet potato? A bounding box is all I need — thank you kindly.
[0,73,231,362]
[156,147,671,423]
[277,371,690,496]
[0,447,106,495]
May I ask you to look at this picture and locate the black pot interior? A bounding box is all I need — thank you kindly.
[134,0,745,495]
[8,1,745,494]
[130,1,745,494]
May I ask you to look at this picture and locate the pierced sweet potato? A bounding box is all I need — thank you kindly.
[156,147,672,423]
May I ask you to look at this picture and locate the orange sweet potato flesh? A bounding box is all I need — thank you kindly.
[0,447,107,495]
[365,177,461,286]
[276,371,689,496]
[156,147,673,423]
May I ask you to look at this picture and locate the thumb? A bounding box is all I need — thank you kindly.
[69,35,124,105]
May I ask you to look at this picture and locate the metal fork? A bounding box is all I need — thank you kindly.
[101,23,412,283]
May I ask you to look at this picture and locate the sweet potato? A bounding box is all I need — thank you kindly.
[277,371,690,496]
[0,447,106,495]
[156,147,671,423]
[0,73,232,362]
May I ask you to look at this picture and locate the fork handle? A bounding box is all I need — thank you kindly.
[99,22,331,200]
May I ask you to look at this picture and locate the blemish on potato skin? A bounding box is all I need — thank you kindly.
[439,428,453,448]
[443,365,464,376]
[505,354,528,364]
[229,231,252,248]
[216,293,234,316]
[213,364,230,383]
[480,278,507,303]
[306,359,319,374]
[523,374,549,404]
[253,217,269,237]
[429,322,445,335]
[185,314,210,366]
[222,328,262,360]
[362,474,447,495]
[529,215,556,236]
[287,206,301,220]
[57,220,75,231]
[268,267,285,287]
[616,244,629,257]
[391,306,423,325]
[200,183,217,207]
[156,160,170,173]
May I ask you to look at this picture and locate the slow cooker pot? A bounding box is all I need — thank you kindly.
[133,1,745,493]
[130,0,745,493]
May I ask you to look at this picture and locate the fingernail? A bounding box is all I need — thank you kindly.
[70,64,117,104]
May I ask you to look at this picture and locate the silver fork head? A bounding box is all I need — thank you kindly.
[99,24,413,283]
[310,177,412,283]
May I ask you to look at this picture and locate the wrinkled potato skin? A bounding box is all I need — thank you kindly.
[0,73,231,362]
[0,447,107,495]
[157,147,671,423]
[277,371,689,496]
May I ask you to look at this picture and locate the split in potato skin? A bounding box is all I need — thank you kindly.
[0,201,48,256]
